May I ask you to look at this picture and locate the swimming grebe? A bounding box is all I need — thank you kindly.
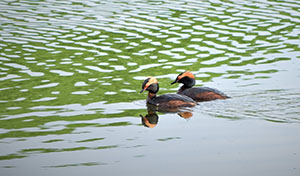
[140,77,196,108]
[171,71,229,101]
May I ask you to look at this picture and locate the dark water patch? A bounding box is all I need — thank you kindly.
[157,137,181,141]
[0,153,26,161]
[43,139,64,143]
[72,137,97,144]
[0,145,118,161]
[47,162,106,168]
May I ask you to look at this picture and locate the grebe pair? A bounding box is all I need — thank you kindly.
[140,107,194,128]
[140,71,229,108]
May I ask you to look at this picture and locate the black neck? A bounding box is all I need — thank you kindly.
[147,92,156,98]
[178,85,188,93]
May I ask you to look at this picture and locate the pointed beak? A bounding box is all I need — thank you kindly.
[171,80,177,85]
[140,89,145,93]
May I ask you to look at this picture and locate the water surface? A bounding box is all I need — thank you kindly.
[0,0,300,175]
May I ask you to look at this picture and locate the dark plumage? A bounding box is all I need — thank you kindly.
[140,77,196,108]
[171,71,230,102]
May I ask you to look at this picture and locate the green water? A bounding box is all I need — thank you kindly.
[1,0,300,175]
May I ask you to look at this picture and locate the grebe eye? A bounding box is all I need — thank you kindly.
[146,84,153,90]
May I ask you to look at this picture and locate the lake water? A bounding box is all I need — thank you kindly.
[1,0,300,175]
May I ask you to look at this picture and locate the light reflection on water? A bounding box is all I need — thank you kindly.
[0,0,300,175]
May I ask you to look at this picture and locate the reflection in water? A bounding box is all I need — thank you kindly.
[177,111,193,119]
[140,104,193,128]
[140,110,159,128]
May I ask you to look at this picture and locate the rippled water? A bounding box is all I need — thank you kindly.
[1,0,300,175]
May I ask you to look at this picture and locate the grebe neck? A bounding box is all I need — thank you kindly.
[178,85,189,93]
[147,92,157,101]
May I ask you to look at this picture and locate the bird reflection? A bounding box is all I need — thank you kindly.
[140,104,193,128]
[140,110,159,128]
[177,111,193,119]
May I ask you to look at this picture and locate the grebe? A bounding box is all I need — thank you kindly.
[140,77,196,108]
[171,71,229,101]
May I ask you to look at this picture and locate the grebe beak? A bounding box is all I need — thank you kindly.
[140,89,145,93]
[171,80,177,85]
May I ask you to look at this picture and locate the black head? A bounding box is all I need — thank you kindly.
[171,71,195,88]
[140,77,159,94]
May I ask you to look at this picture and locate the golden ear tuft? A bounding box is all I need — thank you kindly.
[178,71,195,80]
[183,71,195,79]
[148,77,158,84]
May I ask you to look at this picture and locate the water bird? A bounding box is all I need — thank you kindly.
[140,77,196,108]
[171,71,229,101]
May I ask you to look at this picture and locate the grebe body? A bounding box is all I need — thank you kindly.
[171,71,229,102]
[141,77,196,108]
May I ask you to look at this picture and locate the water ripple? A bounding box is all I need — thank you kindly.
[0,0,300,171]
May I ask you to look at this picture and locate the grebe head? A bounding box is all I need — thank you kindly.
[171,71,195,88]
[140,77,159,94]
